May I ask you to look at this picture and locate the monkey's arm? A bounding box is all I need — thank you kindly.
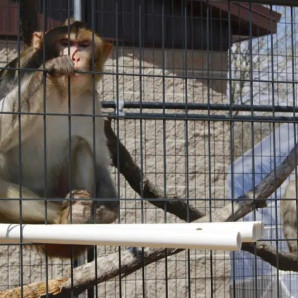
[281,180,298,254]
[0,73,44,153]
[0,56,74,153]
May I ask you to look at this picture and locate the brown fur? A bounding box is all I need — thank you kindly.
[281,180,298,254]
[0,22,117,258]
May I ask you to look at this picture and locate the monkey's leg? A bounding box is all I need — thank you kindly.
[43,137,96,258]
[59,136,96,225]
[281,181,298,254]
[0,179,60,224]
[281,200,298,254]
[95,163,119,223]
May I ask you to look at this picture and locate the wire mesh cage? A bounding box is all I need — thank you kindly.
[0,0,297,297]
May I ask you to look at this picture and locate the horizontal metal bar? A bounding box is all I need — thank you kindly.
[1,66,298,85]
[216,0,298,6]
[0,197,294,202]
[109,112,298,123]
[102,100,298,114]
[0,109,297,122]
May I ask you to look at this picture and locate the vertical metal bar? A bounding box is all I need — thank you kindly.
[65,2,75,296]
[161,0,169,296]
[269,5,280,297]
[247,3,258,297]
[206,1,214,296]
[227,1,237,297]
[17,1,23,296]
[115,0,122,296]
[138,0,146,296]
[74,0,85,275]
[129,6,138,294]
[182,0,191,297]
[190,1,196,293]
[88,1,96,296]
[73,0,82,21]
[41,1,49,296]
[5,4,12,291]
[290,5,298,271]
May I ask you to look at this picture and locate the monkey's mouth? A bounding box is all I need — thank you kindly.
[69,72,91,82]
[73,68,89,75]
[69,73,84,78]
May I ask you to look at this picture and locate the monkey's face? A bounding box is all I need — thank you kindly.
[56,36,92,73]
[35,23,113,91]
[53,30,110,90]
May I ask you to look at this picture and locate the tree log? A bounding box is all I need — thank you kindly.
[104,119,204,221]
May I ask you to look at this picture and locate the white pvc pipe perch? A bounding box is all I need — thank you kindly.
[0,221,263,251]
[0,224,241,251]
[100,221,264,242]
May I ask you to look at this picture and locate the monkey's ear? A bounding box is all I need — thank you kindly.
[102,41,113,62]
[32,32,43,52]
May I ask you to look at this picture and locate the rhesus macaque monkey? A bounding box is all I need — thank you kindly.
[281,179,298,254]
[0,21,118,257]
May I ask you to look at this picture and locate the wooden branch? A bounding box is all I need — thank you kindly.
[197,139,298,223]
[105,118,297,222]
[242,242,298,272]
[2,243,296,297]
[227,140,298,220]
[0,248,182,297]
[0,278,68,298]
[104,119,204,221]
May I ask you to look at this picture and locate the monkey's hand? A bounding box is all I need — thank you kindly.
[60,189,94,224]
[45,56,74,77]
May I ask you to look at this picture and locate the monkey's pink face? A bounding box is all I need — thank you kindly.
[57,38,93,74]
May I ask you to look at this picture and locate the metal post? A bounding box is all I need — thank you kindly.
[73,0,82,21]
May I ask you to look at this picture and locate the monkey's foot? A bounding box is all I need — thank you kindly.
[36,243,90,259]
[60,189,94,224]
[96,204,119,223]
[128,247,143,258]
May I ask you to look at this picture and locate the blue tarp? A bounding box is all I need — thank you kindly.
[228,123,298,296]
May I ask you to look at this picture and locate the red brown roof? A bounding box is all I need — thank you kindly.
[0,0,282,40]
[205,1,282,37]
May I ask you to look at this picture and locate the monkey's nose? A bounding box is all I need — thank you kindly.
[72,57,80,63]
[71,50,80,62]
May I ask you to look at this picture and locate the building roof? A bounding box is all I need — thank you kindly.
[0,0,282,45]
[203,1,282,39]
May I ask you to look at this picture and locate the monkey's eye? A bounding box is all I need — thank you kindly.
[79,41,91,48]
[59,39,71,47]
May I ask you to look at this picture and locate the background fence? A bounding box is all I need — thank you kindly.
[0,0,297,297]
